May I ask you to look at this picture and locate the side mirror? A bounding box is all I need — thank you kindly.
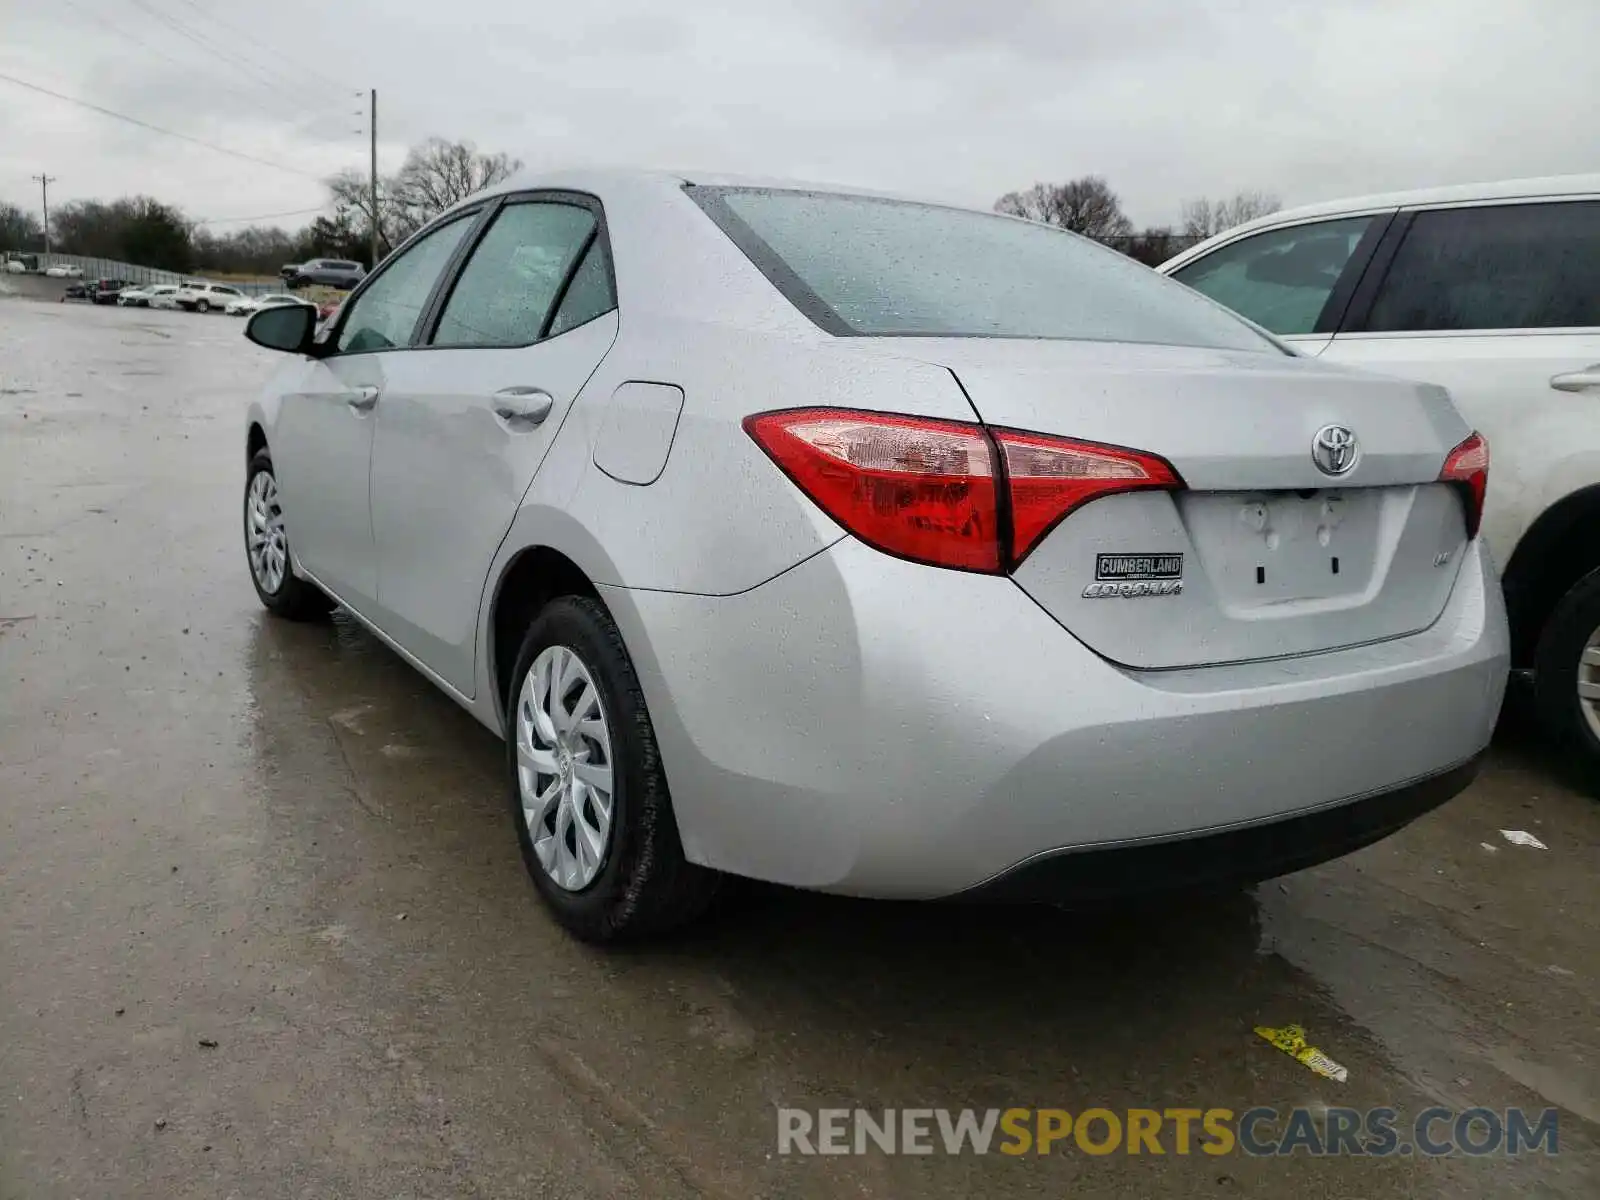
[245,302,317,355]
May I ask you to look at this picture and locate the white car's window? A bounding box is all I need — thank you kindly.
[1363,201,1600,332]
[431,202,596,348]
[1169,216,1375,335]
[335,214,474,354]
[548,236,616,337]
[692,186,1276,351]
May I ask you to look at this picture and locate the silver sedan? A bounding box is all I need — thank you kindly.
[239,169,1508,942]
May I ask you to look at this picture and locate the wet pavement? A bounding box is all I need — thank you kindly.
[1,297,1596,1199]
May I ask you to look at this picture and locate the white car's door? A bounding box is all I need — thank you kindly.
[366,197,619,694]
[271,214,477,611]
[1316,198,1600,568]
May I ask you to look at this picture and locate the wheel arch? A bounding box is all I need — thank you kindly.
[246,421,268,462]
[1502,483,1600,667]
[488,545,605,727]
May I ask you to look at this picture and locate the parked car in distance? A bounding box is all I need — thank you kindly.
[118,283,182,308]
[227,292,315,317]
[175,281,246,313]
[60,281,89,300]
[284,258,365,290]
[1161,174,1600,772]
[45,264,84,278]
[240,169,1507,943]
[89,278,134,305]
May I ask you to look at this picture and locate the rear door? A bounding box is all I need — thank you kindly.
[1166,211,1394,357]
[1316,198,1600,568]
[366,194,619,694]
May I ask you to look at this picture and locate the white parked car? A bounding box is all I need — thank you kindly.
[117,284,182,308]
[238,170,1506,942]
[175,281,246,313]
[226,293,312,317]
[45,264,84,278]
[1161,174,1600,770]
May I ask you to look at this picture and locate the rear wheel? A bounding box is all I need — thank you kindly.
[1534,566,1600,783]
[244,449,332,620]
[196,298,211,313]
[506,596,718,942]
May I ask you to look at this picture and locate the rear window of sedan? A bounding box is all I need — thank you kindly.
[689,186,1275,351]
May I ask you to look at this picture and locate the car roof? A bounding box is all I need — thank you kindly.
[1162,172,1600,271]
[469,165,978,213]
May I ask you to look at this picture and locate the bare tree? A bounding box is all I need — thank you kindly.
[994,176,1133,241]
[1180,191,1281,239]
[325,138,522,261]
[390,138,522,235]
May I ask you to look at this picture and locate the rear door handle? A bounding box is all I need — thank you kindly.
[1550,365,1600,392]
[347,385,380,412]
[491,387,554,426]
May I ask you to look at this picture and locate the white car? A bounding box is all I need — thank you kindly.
[118,284,183,308]
[175,281,246,313]
[1161,174,1600,769]
[44,264,84,278]
[226,293,312,317]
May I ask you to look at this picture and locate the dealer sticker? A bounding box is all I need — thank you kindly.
[1085,553,1184,599]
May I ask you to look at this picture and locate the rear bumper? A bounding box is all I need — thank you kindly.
[958,754,1482,903]
[602,535,1508,899]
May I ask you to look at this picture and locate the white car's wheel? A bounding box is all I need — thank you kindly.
[507,597,719,941]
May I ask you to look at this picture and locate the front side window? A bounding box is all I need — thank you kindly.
[431,202,598,348]
[1363,201,1600,332]
[1170,216,1375,335]
[690,186,1275,351]
[335,214,474,354]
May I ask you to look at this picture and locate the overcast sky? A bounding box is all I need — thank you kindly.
[2,0,1597,232]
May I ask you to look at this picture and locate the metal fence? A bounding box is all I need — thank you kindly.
[23,253,282,296]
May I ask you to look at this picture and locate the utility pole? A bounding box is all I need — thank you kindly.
[31,173,56,254]
[368,89,379,270]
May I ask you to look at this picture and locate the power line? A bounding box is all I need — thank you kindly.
[57,0,336,126]
[126,0,345,104]
[200,206,324,225]
[167,0,351,97]
[0,71,325,181]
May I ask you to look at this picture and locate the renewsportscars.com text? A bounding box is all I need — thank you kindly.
[776,1106,1559,1158]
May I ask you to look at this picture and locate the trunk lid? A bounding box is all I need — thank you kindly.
[852,338,1475,668]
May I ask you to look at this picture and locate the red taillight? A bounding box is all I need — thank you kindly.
[993,428,1182,564]
[743,409,1001,571]
[1439,431,1489,538]
[743,408,1183,572]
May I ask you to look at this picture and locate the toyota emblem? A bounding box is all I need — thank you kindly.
[1311,425,1359,476]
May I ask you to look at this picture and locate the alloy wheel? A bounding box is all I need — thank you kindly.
[515,645,616,891]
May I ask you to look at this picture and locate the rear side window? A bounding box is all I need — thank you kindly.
[1169,216,1375,335]
[547,235,615,337]
[431,202,596,347]
[690,187,1275,351]
[1363,201,1600,332]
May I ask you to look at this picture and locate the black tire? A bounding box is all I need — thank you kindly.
[1534,566,1600,780]
[505,596,718,942]
[244,448,333,621]
[196,298,211,314]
